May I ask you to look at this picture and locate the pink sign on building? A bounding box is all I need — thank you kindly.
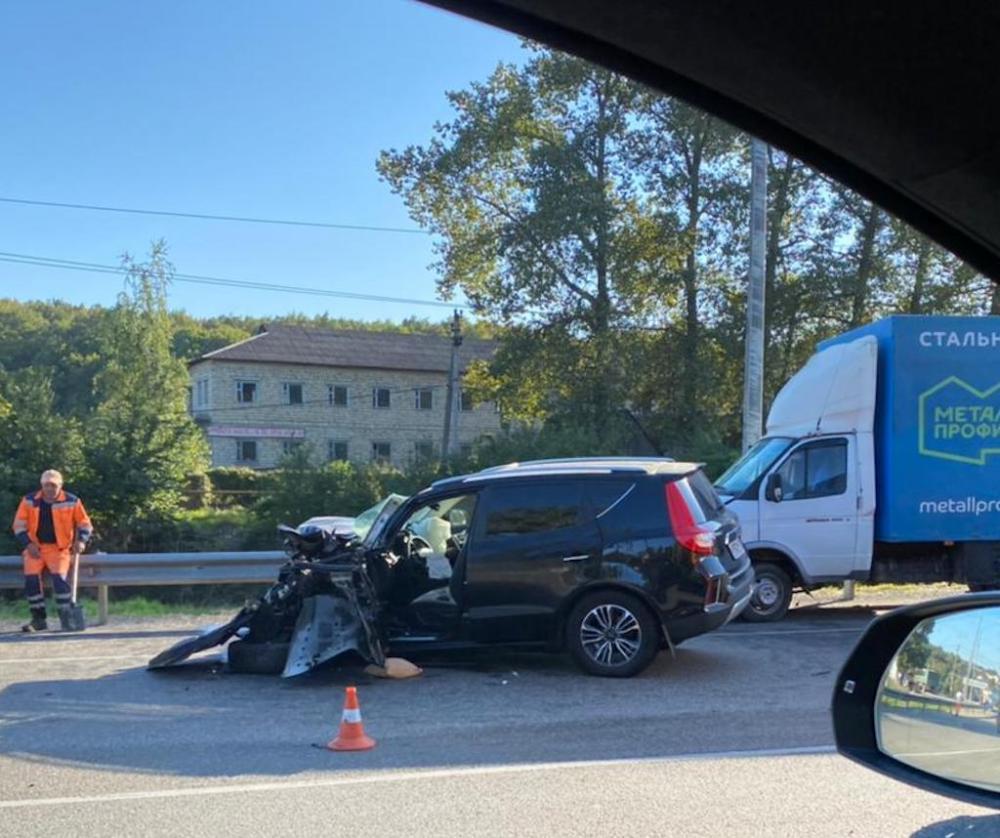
[207,426,305,439]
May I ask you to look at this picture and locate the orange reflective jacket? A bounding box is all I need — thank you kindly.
[12,490,93,551]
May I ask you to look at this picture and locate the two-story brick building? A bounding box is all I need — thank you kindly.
[188,324,501,469]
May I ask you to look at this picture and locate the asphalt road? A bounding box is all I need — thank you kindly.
[880,710,1000,793]
[0,608,997,836]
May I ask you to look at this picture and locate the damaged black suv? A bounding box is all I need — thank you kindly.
[150,458,753,678]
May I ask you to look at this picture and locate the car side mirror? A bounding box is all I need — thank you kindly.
[832,593,1000,808]
[766,473,783,502]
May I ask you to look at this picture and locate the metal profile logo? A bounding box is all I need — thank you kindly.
[919,377,1000,465]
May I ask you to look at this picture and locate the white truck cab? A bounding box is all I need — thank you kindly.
[715,337,878,620]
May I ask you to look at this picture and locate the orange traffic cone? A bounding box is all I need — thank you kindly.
[327,686,376,751]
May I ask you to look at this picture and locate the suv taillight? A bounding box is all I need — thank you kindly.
[665,481,715,561]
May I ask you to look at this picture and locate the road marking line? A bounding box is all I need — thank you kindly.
[0,655,149,664]
[0,746,835,809]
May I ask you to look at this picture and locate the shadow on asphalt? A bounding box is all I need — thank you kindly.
[0,645,779,776]
[912,815,1000,837]
[0,613,859,779]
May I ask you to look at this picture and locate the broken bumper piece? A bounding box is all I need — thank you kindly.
[283,593,385,677]
[148,569,385,676]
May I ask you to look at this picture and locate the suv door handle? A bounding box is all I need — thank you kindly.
[562,554,590,563]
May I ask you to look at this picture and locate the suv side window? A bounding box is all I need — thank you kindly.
[482,481,584,537]
[775,439,848,501]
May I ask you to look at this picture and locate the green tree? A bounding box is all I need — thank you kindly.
[378,47,675,431]
[897,621,933,675]
[0,299,113,416]
[632,98,745,428]
[253,450,385,528]
[0,368,87,551]
[81,241,208,548]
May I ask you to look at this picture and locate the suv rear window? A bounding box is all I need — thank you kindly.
[680,470,724,522]
[483,482,584,536]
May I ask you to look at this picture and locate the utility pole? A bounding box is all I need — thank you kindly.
[742,138,768,454]
[442,310,463,460]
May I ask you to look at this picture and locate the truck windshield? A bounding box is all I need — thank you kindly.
[715,437,794,497]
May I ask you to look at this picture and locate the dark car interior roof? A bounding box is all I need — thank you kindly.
[427,1,1000,283]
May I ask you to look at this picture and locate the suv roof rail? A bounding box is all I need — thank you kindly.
[478,456,676,473]
[430,458,699,490]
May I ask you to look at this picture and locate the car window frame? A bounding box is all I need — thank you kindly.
[771,437,849,502]
[474,478,589,543]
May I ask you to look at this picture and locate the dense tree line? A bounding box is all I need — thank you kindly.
[0,253,498,551]
[379,45,997,465]
[2,45,997,554]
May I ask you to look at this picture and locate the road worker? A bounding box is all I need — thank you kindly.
[12,470,93,632]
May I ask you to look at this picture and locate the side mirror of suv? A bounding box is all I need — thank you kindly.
[765,473,783,502]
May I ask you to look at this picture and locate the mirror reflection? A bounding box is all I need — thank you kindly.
[877,607,1000,793]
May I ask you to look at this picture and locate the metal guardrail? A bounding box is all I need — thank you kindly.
[0,551,286,625]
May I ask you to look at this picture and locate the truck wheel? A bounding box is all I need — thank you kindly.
[227,640,290,675]
[741,563,793,623]
[566,591,659,677]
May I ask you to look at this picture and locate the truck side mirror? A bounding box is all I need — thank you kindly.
[766,473,784,502]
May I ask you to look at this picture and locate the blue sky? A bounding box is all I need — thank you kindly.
[926,609,1000,675]
[0,0,525,321]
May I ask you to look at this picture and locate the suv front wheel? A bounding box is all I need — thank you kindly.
[566,591,659,677]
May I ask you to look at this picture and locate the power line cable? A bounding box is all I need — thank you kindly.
[0,251,463,310]
[0,196,428,235]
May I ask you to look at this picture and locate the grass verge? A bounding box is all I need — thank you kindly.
[0,595,238,622]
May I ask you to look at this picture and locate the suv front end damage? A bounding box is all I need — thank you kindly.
[148,522,388,676]
[281,566,385,676]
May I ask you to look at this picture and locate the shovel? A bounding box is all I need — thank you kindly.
[64,549,86,632]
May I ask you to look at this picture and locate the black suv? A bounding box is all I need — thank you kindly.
[385,458,753,676]
[150,458,752,678]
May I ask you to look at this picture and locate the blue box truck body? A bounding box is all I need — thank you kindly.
[822,316,1000,543]
[716,315,1000,621]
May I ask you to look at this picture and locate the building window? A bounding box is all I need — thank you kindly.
[328,440,349,461]
[282,439,304,456]
[371,441,392,463]
[415,387,434,410]
[460,390,474,412]
[414,441,435,462]
[236,440,257,462]
[283,382,304,405]
[328,385,348,407]
[373,387,391,409]
[195,378,210,408]
[236,380,257,404]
